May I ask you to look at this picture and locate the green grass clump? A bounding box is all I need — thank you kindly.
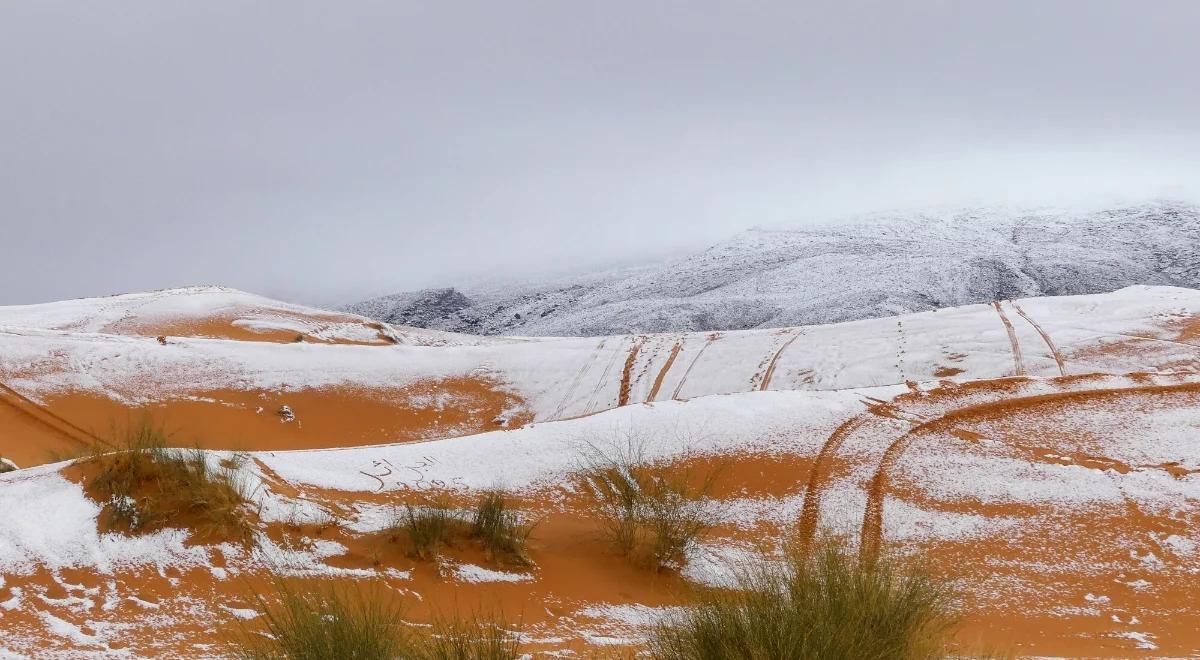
[470,491,534,566]
[578,438,720,570]
[648,539,960,660]
[86,420,254,545]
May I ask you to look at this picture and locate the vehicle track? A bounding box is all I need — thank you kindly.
[857,378,1200,566]
[1011,301,1067,376]
[992,301,1027,376]
[794,414,871,555]
[581,338,627,415]
[645,338,684,403]
[671,333,719,400]
[617,337,646,407]
[759,330,803,391]
[550,338,607,419]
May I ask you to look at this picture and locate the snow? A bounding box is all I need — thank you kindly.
[39,612,105,647]
[576,603,682,628]
[2,285,1198,428]
[0,466,211,575]
[345,201,1200,336]
[682,543,765,588]
[1114,630,1158,650]
[451,563,533,583]
[257,388,867,493]
[0,283,1199,655]
[219,605,259,620]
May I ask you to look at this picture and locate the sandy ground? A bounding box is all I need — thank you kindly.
[0,286,1198,657]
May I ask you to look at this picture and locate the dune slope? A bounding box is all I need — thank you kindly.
[0,285,1198,656]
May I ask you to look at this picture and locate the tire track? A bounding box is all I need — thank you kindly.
[857,379,1200,566]
[759,330,803,391]
[992,301,1027,376]
[671,333,720,400]
[645,338,684,403]
[581,338,627,415]
[1011,301,1067,376]
[550,338,607,419]
[794,413,871,555]
[617,337,647,407]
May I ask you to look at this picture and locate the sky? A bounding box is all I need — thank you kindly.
[2,1,1199,306]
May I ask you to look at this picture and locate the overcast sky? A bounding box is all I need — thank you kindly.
[2,1,1199,306]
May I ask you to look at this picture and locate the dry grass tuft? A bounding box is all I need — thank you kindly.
[232,579,522,659]
[470,490,535,566]
[578,436,721,570]
[84,419,254,546]
[389,497,466,560]
[422,609,523,660]
[649,537,966,660]
[235,579,406,660]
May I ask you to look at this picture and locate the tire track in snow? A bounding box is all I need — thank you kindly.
[671,333,720,400]
[857,379,1200,566]
[759,330,803,391]
[794,414,871,555]
[645,338,684,403]
[992,301,1027,376]
[581,338,627,415]
[617,337,647,407]
[1011,301,1067,376]
[550,338,607,420]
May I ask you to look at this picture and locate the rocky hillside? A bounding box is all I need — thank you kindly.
[345,200,1200,336]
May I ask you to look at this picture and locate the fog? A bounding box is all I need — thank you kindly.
[2,1,1198,306]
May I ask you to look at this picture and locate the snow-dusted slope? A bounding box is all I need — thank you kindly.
[1,285,1199,655]
[0,285,402,345]
[1,285,1196,444]
[345,201,1200,336]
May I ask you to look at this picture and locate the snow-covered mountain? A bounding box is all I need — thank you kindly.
[345,201,1200,336]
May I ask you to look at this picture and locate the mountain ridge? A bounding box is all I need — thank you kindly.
[344,200,1200,336]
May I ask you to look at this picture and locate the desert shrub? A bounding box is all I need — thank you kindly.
[577,437,721,570]
[392,498,465,560]
[648,539,960,660]
[85,420,254,545]
[236,580,407,660]
[233,580,522,659]
[470,491,534,566]
[421,610,522,660]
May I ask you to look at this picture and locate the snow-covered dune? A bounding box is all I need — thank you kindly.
[0,284,1198,655]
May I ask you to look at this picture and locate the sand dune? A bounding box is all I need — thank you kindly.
[0,285,1198,656]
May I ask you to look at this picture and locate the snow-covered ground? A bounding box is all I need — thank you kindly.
[0,284,1198,656]
[1,284,1197,420]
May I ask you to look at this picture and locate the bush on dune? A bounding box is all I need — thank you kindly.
[386,491,535,566]
[470,490,535,566]
[648,538,968,660]
[84,419,254,546]
[388,497,466,560]
[577,436,721,570]
[233,579,521,660]
[421,609,522,660]
[235,580,407,660]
